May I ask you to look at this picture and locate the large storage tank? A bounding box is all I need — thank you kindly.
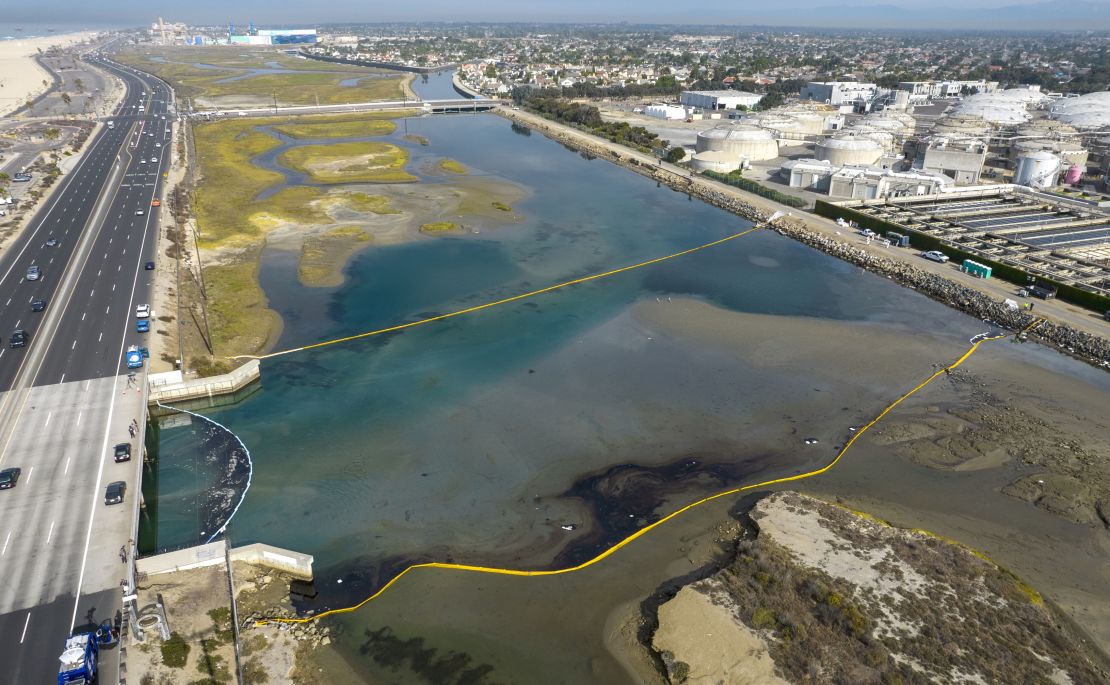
[1051,92,1110,131]
[1018,119,1077,138]
[862,114,914,135]
[749,114,804,137]
[844,125,897,153]
[784,110,830,135]
[694,125,779,161]
[690,150,743,174]
[815,134,884,166]
[933,114,990,138]
[1011,138,1089,168]
[1014,150,1061,189]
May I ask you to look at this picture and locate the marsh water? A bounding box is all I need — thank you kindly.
[144,73,1107,683]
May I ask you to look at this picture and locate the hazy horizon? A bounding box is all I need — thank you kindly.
[8,0,1110,32]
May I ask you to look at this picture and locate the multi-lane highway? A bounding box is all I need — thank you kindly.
[0,55,172,683]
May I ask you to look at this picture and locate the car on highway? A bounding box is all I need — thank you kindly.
[12,172,31,182]
[922,250,950,263]
[150,157,158,163]
[145,261,155,270]
[136,319,150,333]
[135,304,151,318]
[30,299,46,312]
[45,236,58,247]
[113,443,131,463]
[151,199,161,207]
[0,467,20,490]
[104,481,126,505]
[155,142,162,147]
[25,265,40,281]
[135,208,145,216]
[139,159,146,164]
[10,329,27,348]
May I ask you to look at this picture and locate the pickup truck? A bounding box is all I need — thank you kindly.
[57,631,98,684]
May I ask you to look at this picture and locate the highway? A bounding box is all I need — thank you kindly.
[0,55,171,684]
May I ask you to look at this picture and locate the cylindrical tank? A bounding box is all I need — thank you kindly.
[845,125,896,153]
[689,150,743,174]
[694,125,779,161]
[1014,150,1061,188]
[1065,164,1083,185]
[933,114,990,138]
[815,135,884,166]
[751,114,803,136]
[1011,138,1089,168]
[785,111,829,135]
[1018,119,1077,138]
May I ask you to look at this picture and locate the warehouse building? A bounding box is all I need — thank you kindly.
[680,90,764,111]
[799,81,878,113]
[897,80,997,103]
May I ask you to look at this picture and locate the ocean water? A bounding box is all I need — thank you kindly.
[0,23,116,40]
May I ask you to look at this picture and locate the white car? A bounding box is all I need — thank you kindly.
[135,304,151,318]
[922,250,950,263]
[139,159,146,164]
[150,157,158,163]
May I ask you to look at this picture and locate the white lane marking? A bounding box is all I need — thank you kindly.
[82,312,86,321]
[71,340,76,350]
[46,521,55,544]
[19,613,30,644]
[90,289,95,297]
[64,457,71,475]
[60,373,65,384]
[4,298,9,306]
[1,530,10,556]
[26,466,32,484]
[98,332,103,342]
[44,411,51,428]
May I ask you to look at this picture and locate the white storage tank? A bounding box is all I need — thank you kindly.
[1014,150,1061,189]
[815,134,884,166]
[690,150,743,174]
[933,114,990,138]
[694,124,779,161]
[1012,138,1089,168]
[845,124,897,153]
[749,114,804,137]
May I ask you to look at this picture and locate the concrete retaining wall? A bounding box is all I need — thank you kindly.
[229,543,314,579]
[137,540,227,576]
[149,359,260,405]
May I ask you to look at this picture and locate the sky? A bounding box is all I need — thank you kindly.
[5,0,1104,29]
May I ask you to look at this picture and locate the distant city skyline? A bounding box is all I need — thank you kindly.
[8,0,1109,31]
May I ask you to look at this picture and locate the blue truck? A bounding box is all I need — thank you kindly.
[57,631,98,684]
[125,345,143,369]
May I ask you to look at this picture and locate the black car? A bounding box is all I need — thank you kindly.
[0,467,20,490]
[30,299,46,312]
[144,261,155,271]
[104,481,126,505]
[114,442,132,463]
[10,329,27,348]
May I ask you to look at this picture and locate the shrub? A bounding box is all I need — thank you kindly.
[752,607,777,629]
[701,170,807,208]
[161,632,190,668]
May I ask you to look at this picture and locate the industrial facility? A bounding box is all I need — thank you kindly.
[680,90,765,111]
[228,24,319,45]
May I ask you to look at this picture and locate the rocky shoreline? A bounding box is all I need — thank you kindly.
[499,109,1110,372]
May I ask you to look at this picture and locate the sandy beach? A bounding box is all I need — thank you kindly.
[0,31,101,117]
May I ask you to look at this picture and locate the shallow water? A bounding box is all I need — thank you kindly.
[149,103,1109,682]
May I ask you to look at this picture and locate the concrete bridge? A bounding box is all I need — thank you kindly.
[193,97,505,120]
